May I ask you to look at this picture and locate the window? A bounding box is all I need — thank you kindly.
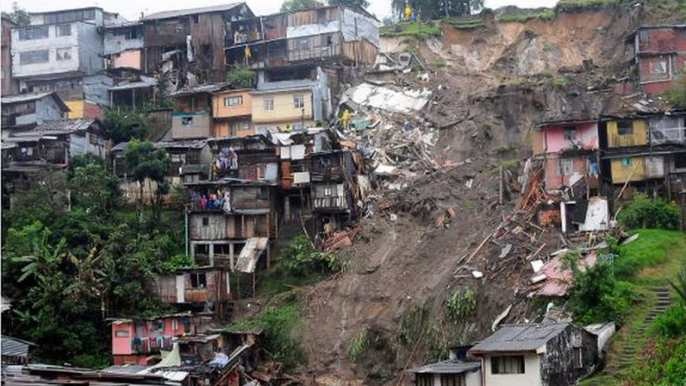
[115,330,130,337]
[264,97,274,111]
[202,217,209,226]
[322,34,333,46]
[296,38,309,50]
[675,153,686,170]
[44,9,96,24]
[56,24,71,37]
[563,128,577,141]
[440,374,465,386]
[224,96,243,107]
[293,94,305,109]
[172,319,179,331]
[649,58,668,75]
[559,158,574,176]
[190,273,207,288]
[574,347,583,369]
[415,374,432,386]
[56,48,72,61]
[18,26,49,40]
[491,356,525,374]
[259,186,269,200]
[19,50,49,64]
[621,157,632,167]
[182,116,194,126]
[617,121,634,135]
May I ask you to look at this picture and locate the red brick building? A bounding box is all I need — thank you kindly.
[632,25,686,95]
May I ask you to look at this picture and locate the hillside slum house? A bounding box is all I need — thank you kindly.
[224,5,379,71]
[627,25,686,95]
[169,83,233,140]
[1,92,70,132]
[469,322,599,386]
[140,3,254,85]
[154,266,232,318]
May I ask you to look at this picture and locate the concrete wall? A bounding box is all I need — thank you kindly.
[12,23,80,78]
[77,22,104,75]
[104,31,144,56]
[482,354,543,386]
[111,49,142,70]
[2,18,18,95]
[544,156,594,190]
[214,118,254,137]
[171,113,211,139]
[252,89,313,126]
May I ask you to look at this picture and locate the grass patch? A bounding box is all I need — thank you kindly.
[347,329,370,362]
[498,9,555,23]
[433,59,448,68]
[228,298,304,369]
[258,268,332,295]
[616,229,686,280]
[553,76,570,86]
[448,18,486,29]
[556,0,623,12]
[380,22,441,40]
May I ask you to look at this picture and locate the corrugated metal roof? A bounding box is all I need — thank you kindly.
[143,3,243,20]
[15,119,101,135]
[109,76,157,91]
[104,365,150,374]
[408,360,481,374]
[470,322,571,353]
[1,296,11,312]
[235,237,268,273]
[169,83,232,97]
[2,336,37,358]
[1,92,70,112]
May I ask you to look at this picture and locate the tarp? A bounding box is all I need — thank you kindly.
[235,238,268,273]
[286,21,340,39]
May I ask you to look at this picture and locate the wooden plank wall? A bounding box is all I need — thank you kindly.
[263,14,287,40]
[288,7,340,27]
[342,39,378,66]
[287,33,342,63]
[190,13,226,74]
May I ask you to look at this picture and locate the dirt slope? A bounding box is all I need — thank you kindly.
[298,6,646,386]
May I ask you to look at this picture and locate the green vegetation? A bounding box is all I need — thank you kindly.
[552,76,570,87]
[280,0,324,12]
[2,3,30,26]
[491,158,521,175]
[448,18,486,29]
[348,329,370,362]
[163,254,195,274]
[390,0,484,20]
[380,22,442,40]
[125,140,171,219]
[2,155,182,364]
[225,66,257,89]
[498,9,555,23]
[229,299,304,369]
[445,287,477,322]
[615,229,684,278]
[103,109,151,144]
[617,193,681,231]
[279,235,341,277]
[556,0,623,12]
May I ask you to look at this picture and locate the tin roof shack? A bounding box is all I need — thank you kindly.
[469,322,599,386]
[209,135,278,182]
[111,314,200,365]
[212,89,253,138]
[629,25,686,95]
[3,364,173,386]
[599,114,686,196]
[104,21,145,72]
[251,67,332,133]
[185,180,275,298]
[109,76,158,109]
[154,267,231,318]
[1,336,37,365]
[408,360,482,386]
[141,3,254,84]
[225,5,379,70]
[1,92,70,132]
[2,17,18,95]
[170,83,233,140]
[533,119,600,193]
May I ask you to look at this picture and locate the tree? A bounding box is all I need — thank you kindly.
[391,0,483,20]
[281,0,324,12]
[328,0,370,9]
[124,140,170,219]
[2,3,30,26]
[103,109,150,144]
[226,66,257,89]
[68,155,122,217]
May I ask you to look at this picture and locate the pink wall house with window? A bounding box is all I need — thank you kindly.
[111,315,197,365]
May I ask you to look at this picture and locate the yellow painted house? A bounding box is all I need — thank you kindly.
[65,100,102,119]
[610,155,665,183]
[606,119,648,148]
[251,88,315,133]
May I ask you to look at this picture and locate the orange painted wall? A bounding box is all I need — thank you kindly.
[113,50,142,70]
[212,90,252,119]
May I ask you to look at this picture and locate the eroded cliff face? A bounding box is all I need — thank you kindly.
[295,6,646,386]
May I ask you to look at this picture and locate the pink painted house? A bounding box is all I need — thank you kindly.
[111,314,198,365]
[534,120,600,191]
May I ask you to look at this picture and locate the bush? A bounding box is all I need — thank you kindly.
[163,254,195,274]
[280,235,340,276]
[569,261,635,324]
[618,193,681,230]
[348,329,370,362]
[229,301,303,369]
[445,287,477,322]
[651,305,686,339]
[225,66,256,89]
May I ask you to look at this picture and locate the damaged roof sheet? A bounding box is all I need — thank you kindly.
[408,360,481,374]
[169,83,232,97]
[109,76,157,91]
[235,237,268,273]
[535,252,597,297]
[20,119,100,135]
[341,83,431,114]
[2,335,37,358]
[470,322,571,353]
